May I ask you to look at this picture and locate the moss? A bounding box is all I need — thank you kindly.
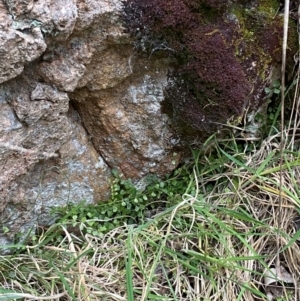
[257,0,279,17]
[285,19,299,77]
[233,0,297,64]
[122,0,298,138]
[231,0,297,104]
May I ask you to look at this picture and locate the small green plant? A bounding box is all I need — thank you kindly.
[264,79,281,97]
[53,166,193,237]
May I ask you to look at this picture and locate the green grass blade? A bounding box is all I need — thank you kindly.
[49,259,76,300]
[0,289,25,301]
[159,261,179,301]
[218,148,255,173]
[0,294,26,300]
[280,229,300,252]
[260,159,300,176]
[63,248,94,272]
[125,227,134,301]
[256,150,276,175]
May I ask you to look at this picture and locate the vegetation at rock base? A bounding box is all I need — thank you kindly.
[52,167,190,238]
[1,69,300,300]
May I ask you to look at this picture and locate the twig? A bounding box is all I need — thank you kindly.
[277,0,289,278]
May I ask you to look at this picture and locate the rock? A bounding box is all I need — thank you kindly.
[2,106,111,243]
[39,59,86,92]
[0,0,179,250]
[0,0,295,251]
[71,58,181,179]
[0,2,46,83]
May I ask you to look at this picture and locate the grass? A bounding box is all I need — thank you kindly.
[1,128,300,300]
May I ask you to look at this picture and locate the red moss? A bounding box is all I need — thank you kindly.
[121,0,266,132]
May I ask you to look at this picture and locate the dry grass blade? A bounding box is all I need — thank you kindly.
[277,0,289,279]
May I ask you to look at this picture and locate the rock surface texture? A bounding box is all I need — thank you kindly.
[0,0,179,247]
[0,0,294,248]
